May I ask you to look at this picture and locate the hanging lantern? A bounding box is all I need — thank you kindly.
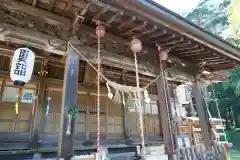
[160,50,168,60]
[10,47,35,86]
[158,47,169,61]
[96,23,105,37]
[130,38,142,53]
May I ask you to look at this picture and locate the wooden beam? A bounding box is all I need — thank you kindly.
[177,48,205,55]
[175,45,198,52]
[92,6,109,21]
[0,0,196,69]
[48,0,57,11]
[148,30,167,39]
[113,0,240,63]
[32,0,37,7]
[120,21,147,36]
[117,16,136,30]
[0,0,197,78]
[65,0,73,12]
[182,52,213,58]
[0,0,71,30]
[0,23,158,76]
[158,38,184,47]
[77,25,194,67]
[106,11,124,25]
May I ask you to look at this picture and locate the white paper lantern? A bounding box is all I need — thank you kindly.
[10,47,35,85]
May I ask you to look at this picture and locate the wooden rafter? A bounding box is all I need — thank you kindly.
[65,0,73,12]
[106,11,124,25]
[177,48,205,55]
[175,45,198,52]
[135,25,158,38]
[92,6,109,21]
[120,21,147,36]
[148,30,167,39]
[32,0,37,7]
[48,0,57,11]
[117,16,136,30]
[1,0,235,73]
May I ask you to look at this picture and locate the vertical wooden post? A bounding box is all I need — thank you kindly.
[192,77,213,148]
[0,79,6,101]
[156,58,175,157]
[85,94,90,140]
[29,58,48,148]
[29,77,45,148]
[57,44,80,160]
[122,73,130,139]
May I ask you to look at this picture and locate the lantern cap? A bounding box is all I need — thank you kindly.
[14,80,25,86]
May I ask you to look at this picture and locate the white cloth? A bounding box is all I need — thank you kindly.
[176,84,190,105]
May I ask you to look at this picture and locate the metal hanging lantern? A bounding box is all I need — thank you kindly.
[160,50,168,61]
[96,23,105,38]
[130,38,142,53]
[158,46,169,61]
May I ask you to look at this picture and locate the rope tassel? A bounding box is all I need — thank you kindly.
[15,88,22,115]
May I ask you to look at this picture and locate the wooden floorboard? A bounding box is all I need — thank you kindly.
[0,132,163,152]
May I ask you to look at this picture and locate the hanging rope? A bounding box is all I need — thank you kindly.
[68,42,161,91]
[97,31,101,152]
[133,52,146,157]
[68,42,146,94]
[95,22,105,152]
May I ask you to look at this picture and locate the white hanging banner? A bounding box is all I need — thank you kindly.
[176,84,190,105]
[10,47,35,85]
[21,89,34,103]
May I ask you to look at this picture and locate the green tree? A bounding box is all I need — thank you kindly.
[185,0,240,47]
[208,68,240,128]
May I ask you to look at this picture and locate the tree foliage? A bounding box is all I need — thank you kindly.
[208,68,240,128]
[228,0,240,37]
[185,0,240,47]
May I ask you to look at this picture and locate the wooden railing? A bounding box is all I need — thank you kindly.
[175,144,228,160]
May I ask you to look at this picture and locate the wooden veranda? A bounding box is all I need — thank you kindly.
[0,0,239,159]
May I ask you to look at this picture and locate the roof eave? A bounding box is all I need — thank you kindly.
[112,0,240,63]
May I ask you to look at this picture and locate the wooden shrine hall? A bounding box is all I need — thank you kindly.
[0,0,239,159]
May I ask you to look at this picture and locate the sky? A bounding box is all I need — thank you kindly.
[153,0,201,15]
